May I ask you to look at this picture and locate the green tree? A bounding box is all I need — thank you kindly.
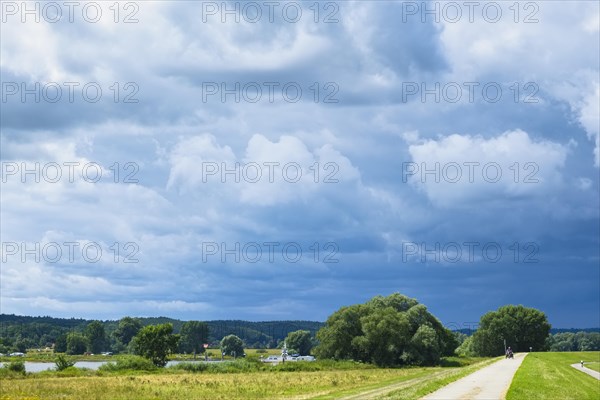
[66,333,88,355]
[0,339,11,354]
[85,321,106,353]
[179,321,209,357]
[403,325,441,365]
[13,337,35,353]
[546,332,600,352]
[575,332,600,351]
[471,305,551,356]
[55,354,75,371]
[285,330,314,355]
[114,317,142,346]
[54,334,67,353]
[456,336,476,356]
[131,324,179,367]
[314,304,364,361]
[220,334,244,358]
[314,293,455,366]
[357,307,412,366]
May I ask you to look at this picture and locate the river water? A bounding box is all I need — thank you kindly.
[2,360,221,373]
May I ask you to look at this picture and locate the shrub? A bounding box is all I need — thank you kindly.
[0,368,24,378]
[273,359,372,372]
[99,355,157,372]
[55,355,75,371]
[169,362,209,372]
[58,366,83,375]
[273,361,323,372]
[6,360,25,373]
[455,336,476,357]
[0,361,26,378]
[169,359,262,374]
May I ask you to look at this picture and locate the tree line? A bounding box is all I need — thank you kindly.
[1,293,598,368]
[0,315,321,353]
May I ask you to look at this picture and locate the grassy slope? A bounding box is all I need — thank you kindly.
[507,352,600,400]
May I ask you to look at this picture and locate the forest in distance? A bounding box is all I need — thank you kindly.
[0,314,322,352]
[0,312,598,356]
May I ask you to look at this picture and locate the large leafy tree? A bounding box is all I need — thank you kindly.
[54,334,68,353]
[179,321,209,357]
[355,307,411,366]
[131,324,180,367]
[403,325,441,365]
[66,332,88,355]
[285,330,314,355]
[114,317,142,346]
[314,293,457,366]
[220,334,244,357]
[85,321,106,353]
[471,305,551,356]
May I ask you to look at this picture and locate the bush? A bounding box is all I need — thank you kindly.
[55,354,75,371]
[273,361,323,372]
[274,359,372,372]
[169,362,210,372]
[38,366,89,377]
[99,355,157,372]
[455,336,476,357]
[6,360,26,373]
[169,359,262,374]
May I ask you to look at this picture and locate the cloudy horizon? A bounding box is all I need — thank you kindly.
[1,1,598,328]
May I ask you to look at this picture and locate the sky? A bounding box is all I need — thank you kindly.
[0,1,598,329]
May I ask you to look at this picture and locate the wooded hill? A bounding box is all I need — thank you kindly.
[0,314,323,351]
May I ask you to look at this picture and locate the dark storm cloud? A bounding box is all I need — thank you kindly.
[0,1,598,327]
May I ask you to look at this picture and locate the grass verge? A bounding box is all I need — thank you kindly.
[506,351,600,400]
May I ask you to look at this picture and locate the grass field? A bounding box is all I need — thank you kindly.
[4,352,597,399]
[0,357,491,400]
[507,352,600,400]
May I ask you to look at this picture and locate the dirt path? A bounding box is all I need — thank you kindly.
[421,353,527,400]
[570,363,600,380]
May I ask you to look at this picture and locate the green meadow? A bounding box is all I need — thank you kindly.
[507,351,600,400]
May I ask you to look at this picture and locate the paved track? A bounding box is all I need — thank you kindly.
[570,363,600,380]
[421,353,527,400]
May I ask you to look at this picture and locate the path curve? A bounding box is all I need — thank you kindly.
[421,353,527,400]
[570,363,600,380]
